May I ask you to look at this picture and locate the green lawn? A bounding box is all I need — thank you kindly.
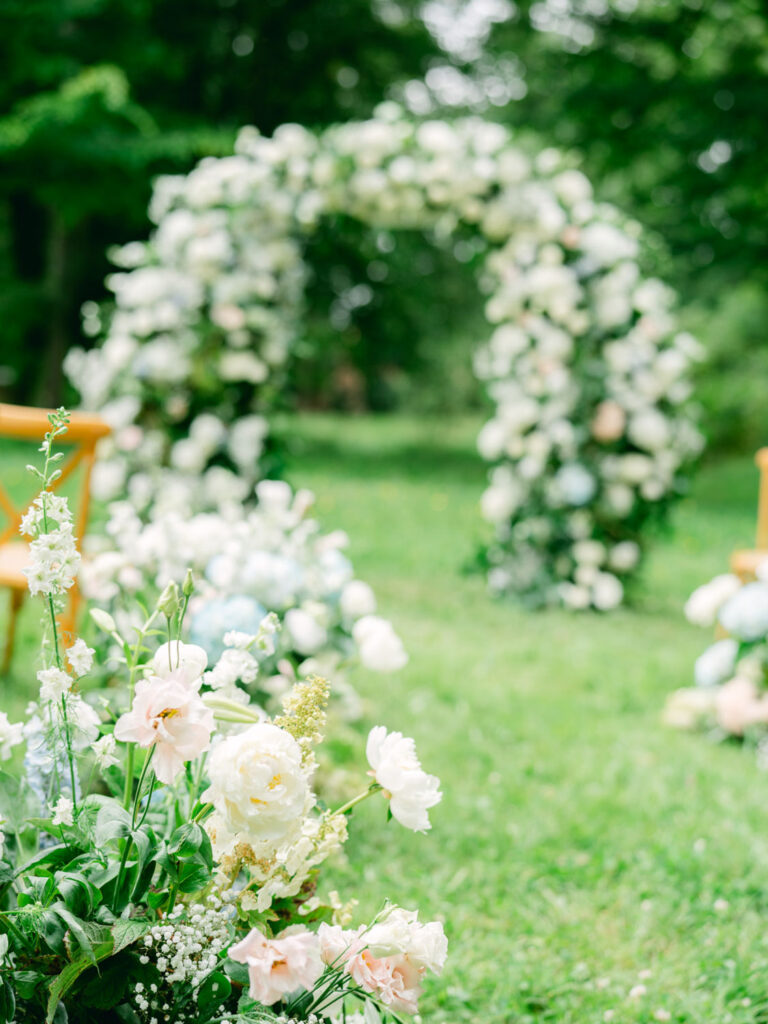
[3,414,768,1023]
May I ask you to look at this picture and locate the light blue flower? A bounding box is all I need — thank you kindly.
[189,594,266,662]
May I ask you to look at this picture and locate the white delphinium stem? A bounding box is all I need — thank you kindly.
[22,409,80,812]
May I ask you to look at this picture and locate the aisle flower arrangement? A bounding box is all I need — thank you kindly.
[0,412,446,1024]
[81,478,407,717]
[664,568,768,747]
[65,107,703,610]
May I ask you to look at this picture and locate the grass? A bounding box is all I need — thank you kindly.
[3,413,768,1023]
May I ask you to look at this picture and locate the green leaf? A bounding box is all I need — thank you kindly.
[197,970,231,1011]
[111,917,151,955]
[167,822,205,857]
[50,902,98,963]
[0,976,15,1024]
[94,802,132,846]
[13,843,78,880]
[44,937,115,1022]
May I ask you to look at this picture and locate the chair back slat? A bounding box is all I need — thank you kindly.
[0,403,111,645]
[0,403,110,443]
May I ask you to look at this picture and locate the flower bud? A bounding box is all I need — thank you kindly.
[90,608,117,634]
[158,581,180,619]
[182,568,195,597]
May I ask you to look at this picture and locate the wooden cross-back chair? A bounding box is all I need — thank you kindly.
[0,403,111,672]
[730,447,768,582]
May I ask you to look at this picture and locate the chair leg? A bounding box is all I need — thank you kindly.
[3,588,25,675]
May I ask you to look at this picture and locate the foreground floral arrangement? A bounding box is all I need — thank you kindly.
[0,412,446,1024]
[65,107,703,609]
[665,568,768,751]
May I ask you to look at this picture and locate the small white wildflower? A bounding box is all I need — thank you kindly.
[37,667,73,703]
[629,984,647,999]
[93,734,120,770]
[66,637,95,676]
[51,795,74,827]
[0,712,24,760]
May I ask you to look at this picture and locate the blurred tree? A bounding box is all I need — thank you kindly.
[0,0,437,402]
[479,0,768,287]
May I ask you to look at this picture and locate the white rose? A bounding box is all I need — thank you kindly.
[555,464,596,506]
[352,616,408,673]
[608,541,640,573]
[592,572,623,611]
[628,409,670,452]
[365,907,448,975]
[203,723,311,843]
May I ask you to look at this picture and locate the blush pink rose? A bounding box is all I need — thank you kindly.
[714,676,768,736]
[114,675,214,784]
[229,926,323,1006]
[318,924,422,1015]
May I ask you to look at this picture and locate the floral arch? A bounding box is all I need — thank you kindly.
[67,105,703,610]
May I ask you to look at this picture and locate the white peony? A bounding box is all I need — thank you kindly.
[366,726,441,832]
[203,723,311,844]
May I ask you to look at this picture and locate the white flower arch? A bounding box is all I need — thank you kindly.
[67,105,703,609]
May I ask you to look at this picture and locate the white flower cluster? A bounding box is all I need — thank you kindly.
[21,493,80,603]
[140,895,232,988]
[81,479,407,702]
[666,565,768,741]
[66,107,702,608]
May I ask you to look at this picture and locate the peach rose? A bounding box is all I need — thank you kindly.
[229,926,323,1006]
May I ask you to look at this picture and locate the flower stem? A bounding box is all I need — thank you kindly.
[333,783,382,817]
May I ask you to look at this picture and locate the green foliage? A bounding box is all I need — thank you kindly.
[0,0,437,403]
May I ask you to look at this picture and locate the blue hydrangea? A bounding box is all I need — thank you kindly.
[189,594,267,662]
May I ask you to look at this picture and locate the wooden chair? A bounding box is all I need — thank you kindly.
[730,448,768,582]
[0,403,111,672]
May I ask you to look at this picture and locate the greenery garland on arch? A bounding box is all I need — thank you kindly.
[67,105,704,610]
